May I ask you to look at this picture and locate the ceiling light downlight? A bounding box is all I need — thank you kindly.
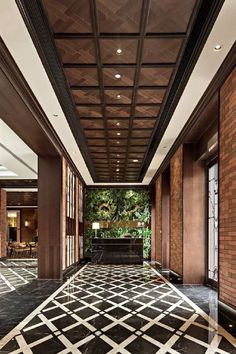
[115,73,121,79]
[116,48,122,55]
[133,159,139,162]
[214,44,222,51]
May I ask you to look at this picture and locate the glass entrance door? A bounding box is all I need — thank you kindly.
[208,162,218,286]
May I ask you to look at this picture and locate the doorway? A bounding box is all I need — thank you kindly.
[207,162,218,288]
[7,210,20,242]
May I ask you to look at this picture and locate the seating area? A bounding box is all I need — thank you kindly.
[7,242,38,258]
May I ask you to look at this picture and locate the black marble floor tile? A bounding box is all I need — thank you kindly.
[145,323,174,343]
[105,324,132,343]
[125,336,159,354]
[172,336,207,354]
[79,336,112,354]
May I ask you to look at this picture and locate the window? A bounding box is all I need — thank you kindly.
[66,166,76,267]
[208,162,218,282]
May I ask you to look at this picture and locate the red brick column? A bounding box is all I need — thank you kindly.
[170,146,183,275]
[0,188,7,258]
[219,67,236,308]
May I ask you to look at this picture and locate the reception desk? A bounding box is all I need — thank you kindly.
[91,238,143,264]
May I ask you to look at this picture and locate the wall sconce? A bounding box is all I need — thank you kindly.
[92,222,100,238]
[25,220,29,227]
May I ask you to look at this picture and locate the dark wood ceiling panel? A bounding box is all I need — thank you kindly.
[76,106,103,117]
[56,39,96,63]
[64,68,99,86]
[105,90,132,104]
[103,68,135,86]
[139,67,173,86]
[107,119,129,129]
[84,130,105,138]
[93,158,109,164]
[40,0,202,182]
[143,38,183,63]
[109,153,126,159]
[80,119,104,129]
[91,152,108,159]
[129,146,148,152]
[135,105,160,117]
[89,146,107,153]
[130,138,150,146]
[132,130,152,138]
[108,130,129,138]
[147,0,196,33]
[87,139,106,146]
[109,146,127,153]
[71,89,100,104]
[128,152,145,159]
[133,119,156,129]
[42,0,92,33]
[106,106,131,117]
[100,39,138,63]
[109,139,128,146]
[97,0,142,33]
[136,89,166,104]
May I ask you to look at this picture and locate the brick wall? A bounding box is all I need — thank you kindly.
[155,177,162,263]
[219,67,236,308]
[170,146,183,275]
[0,189,7,258]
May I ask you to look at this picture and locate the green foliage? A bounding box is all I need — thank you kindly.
[85,189,151,259]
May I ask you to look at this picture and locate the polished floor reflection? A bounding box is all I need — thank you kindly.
[0,263,235,353]
[0,260,37,294]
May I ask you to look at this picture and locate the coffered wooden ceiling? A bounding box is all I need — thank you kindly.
[40,0,200,183]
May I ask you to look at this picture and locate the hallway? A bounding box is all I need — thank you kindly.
[0,264,235,354]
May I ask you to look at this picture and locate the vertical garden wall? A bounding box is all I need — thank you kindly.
[84,188,151,258]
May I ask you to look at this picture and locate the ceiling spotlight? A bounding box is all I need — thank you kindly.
[133,159,139,162]
[53,113,58,117]
[116,141,120,144]
[117,132,121,136]
[116,94,121,99]
[116,122,120,126]
[229,324,233,328]
[72,151,75,154]
[116,48,122,55]
[115,73,121,79]
[116,168,120,172]
[214,44,222,51]
[117,160,120,163]
[117,154,120,157]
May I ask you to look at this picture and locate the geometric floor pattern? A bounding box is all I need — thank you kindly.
[0,263,235,354]
[0,260,37,295]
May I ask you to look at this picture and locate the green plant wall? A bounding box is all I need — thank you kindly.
[84,189,151,258]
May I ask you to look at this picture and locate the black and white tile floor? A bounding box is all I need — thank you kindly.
[0,263,235,354]
[0,260,37,295]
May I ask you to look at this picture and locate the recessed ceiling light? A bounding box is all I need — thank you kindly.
[116,122,120,126]
[214,44,222,51]
[117,154,120,157]
[53,114,58,117]
[72,151,75,154]
[116,141,120,144]
[116,168,120,172]
[133,159,139,162]
[117,132,121,136]
[117,160,120,163]
[115,73,121,79]
[229,324,233,328]
[116,48,122,55]
[116,94,121,99]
